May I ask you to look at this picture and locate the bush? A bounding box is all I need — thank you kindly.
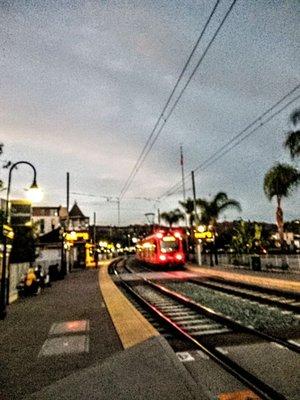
[281,262,289,270]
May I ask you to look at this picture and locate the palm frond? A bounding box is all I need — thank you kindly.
[284,130,300,160]
[264,163,300,201]
[218,199,242,213]
[290,108,300,127]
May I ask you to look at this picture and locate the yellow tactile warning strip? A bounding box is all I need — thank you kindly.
[99,261,159,349]
[217,389,260,399]
[187,265,300,294]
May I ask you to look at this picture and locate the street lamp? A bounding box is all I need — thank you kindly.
[0,161,42,319]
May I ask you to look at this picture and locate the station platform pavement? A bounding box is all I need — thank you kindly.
[1,259,299,400]
[0,261,203,400]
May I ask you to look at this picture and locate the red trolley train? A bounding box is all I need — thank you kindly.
[136,229,186,268]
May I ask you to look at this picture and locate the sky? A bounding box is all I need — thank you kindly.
[1,0,299,226]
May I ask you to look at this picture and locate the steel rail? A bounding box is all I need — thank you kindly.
[188,278,300,313]
[207,276,300,299]
[118,276,286,400]
[146,279,300,354]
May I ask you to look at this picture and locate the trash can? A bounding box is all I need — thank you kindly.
[251,256,261,271]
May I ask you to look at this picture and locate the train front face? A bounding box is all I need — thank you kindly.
[157,234,185,267]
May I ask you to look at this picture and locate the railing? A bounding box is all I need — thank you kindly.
[202,253,300,273]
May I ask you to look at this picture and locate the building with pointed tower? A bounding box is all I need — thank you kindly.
[68,201,89,231]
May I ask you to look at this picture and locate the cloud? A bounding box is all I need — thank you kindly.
[1,0,299,224]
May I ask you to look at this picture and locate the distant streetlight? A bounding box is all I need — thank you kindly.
[0,161,42,319]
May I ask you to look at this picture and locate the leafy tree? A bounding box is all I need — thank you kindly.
[231,220,255,254]
[160,208,184,227]
[284,108,300,160]
[263,163,300,243]
[196,192,241,230]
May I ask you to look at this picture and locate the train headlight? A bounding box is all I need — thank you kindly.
[175,254,183,260]
[159,255,166,261]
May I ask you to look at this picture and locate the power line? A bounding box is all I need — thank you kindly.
[164,96,300,199]
[159,85,300,200]
[119,0,236,200]
[119,0,221,199]
[196,94,300,172]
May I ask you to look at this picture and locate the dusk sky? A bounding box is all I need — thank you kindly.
[1,0,299,226]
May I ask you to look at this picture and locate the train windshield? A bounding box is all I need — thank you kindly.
[160,238,179,253]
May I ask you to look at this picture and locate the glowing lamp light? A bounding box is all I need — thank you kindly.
[159,254,166,261]
[26,181,43,203]
[174,232,181,239]
[175,254,183,260]
[197,225,206,233]
[156,232,163,239]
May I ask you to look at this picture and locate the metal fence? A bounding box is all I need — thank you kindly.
[206,253,300,273]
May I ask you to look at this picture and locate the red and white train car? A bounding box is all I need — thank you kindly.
[136,229,186,268]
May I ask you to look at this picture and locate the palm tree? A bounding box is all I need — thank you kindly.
[263,163,300,243]
[284,109,300,160]
[179,198,196,228]
[196,192,241,266]
[160,208,184,228]
[197,192,241,229]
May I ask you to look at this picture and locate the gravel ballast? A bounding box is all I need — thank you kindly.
[164,281,300,333]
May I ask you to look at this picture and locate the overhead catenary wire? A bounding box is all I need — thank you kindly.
[163,92,300,198]
[119,0,221,200]
[119,0,237,200]
[158,84,300,200]
[195,94,300,172]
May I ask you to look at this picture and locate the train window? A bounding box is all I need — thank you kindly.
[160,240,179,253]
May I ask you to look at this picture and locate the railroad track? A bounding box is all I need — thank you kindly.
[188,277,300,313]
[111,260,299,399]
[121,257,300,315]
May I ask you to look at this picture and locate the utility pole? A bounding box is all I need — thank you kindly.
[118,198,120,226]
[66,172,70,222]
[93,212,96,244]
[61,172,69,277]
[191,171,201,266]
[93,212,98,268]
[180,145,188,229]
[191,171,198,224]
[180,145,186,201]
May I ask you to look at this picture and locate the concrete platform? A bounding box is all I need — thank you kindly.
[186,264,300,294]
[2,259,299,400]
[26,336,204,400]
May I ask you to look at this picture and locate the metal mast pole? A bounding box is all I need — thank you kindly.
[66,172,70,219]
[191,170,201,266]
[117,198,120,226]
[93,212,96,245]
[181,145,188,228]
[180,145,186,201]
[191,171,197,224]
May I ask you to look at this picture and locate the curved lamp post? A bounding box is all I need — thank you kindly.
[0,161,42,319]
